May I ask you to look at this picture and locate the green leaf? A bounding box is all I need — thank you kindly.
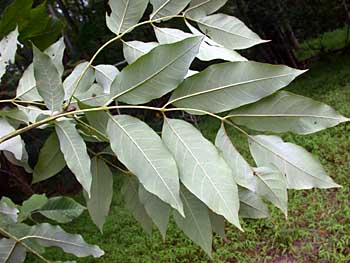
[121,177,153,234]
[154,26,246,62]
[44,37,65,77]
[139,184,170,240]
[107,115,184,215]
[84,157,113,232]
[0,0,32,37]
[0,199,18,223]
[16,39,66,101]
[0,239,26,263]
[33,132,66,184]
[19,194,48,222]
[77,101,109,136]
[123,41,159,64]
[33,45,64,112]
[110,36,202,104]
[215,124,255,191]
[238,187,269,219]
[55,121,92,195]
[169,61,306,114]
[18,1,49,40]
[106,0,149,35]
[162,118,241,229]
[194,14,268,50]
[15,64,42,101]
[4,224,45,256]
[2,0,63,50]
[186,0,228,19]
[173,186,212,256]
[0,27,19,81]
[150,0,191,19]
[0,109,28,125]
[209,210,226,239]
[18,106,50,124]
[249,135,341,189]
[27,18,64,51]
[229,91,349,134]
[75,84,109,107]
[63,62,95,100]
[94,65,119,93]
[26,223,104,258]
[254,166,288,217]
[38,197,85,223]
[0,117,23,160]
[3,146,31,173]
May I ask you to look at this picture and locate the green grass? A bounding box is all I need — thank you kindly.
[27,55,350,263]
[295,26,350,61]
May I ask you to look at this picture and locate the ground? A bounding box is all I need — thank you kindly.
[27,53,350,263]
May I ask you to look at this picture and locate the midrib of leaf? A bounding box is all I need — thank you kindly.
[170,72,298,104]
[152,0,172,18]
[179,190,208,249]
[109,116,181,209]
[123,41,149,54]
[165,118,235,222]
[113,39,200,101]
[240,199,268,214]
[2,240,16,261]
[56,123,87,180]
[250,136,332,184]
[230,114,347,120]
[93,159,103,213]
[37,148,61,169]
[80,94,109,103]
[194,18,261,42]
[93,67,114,82]
[185,0,211,14]
[117,0,131,35]
[16,85,36,99]
[256,174,282,207]
[41,65,58,110]
[0,206,17,218]
[156,26,190,41]
[221,126,254,174]
[21,235,88,248]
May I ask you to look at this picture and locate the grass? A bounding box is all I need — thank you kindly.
[295,26,350,61]
[26,54,350,263]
